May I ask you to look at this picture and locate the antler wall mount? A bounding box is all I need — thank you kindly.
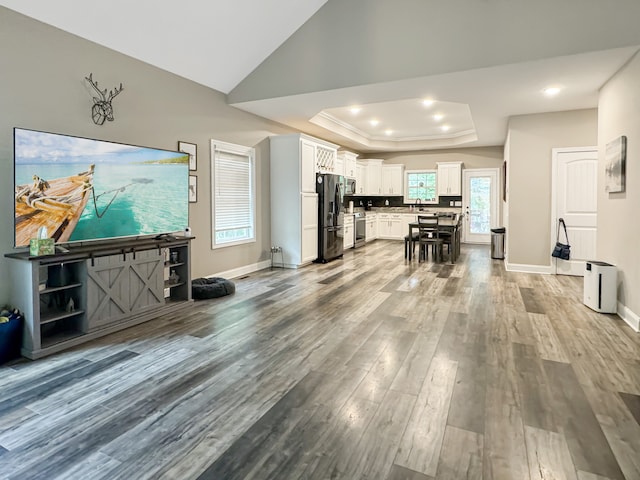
[85,73,124,125]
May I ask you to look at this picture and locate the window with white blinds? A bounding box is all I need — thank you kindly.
[210,140,255,248]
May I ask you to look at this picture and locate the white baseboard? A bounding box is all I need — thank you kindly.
[207,259,272,280]
[505,262,553,275]
[617,302,640,332]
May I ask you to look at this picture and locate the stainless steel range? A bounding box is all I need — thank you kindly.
[354,211,366,248]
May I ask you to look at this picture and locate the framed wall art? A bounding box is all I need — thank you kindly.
[189,175,197,203]
[605,135,627,193]
[179,141,198,171]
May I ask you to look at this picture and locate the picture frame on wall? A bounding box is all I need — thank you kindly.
[189,175,197,203]
[605,135,626,193]
[179,141,197,171]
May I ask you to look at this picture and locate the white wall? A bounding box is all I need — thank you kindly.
[0,8,293,304]
[506,109,598,269]
[598,52,640,328]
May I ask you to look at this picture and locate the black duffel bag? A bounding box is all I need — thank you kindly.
[551,218,571,260]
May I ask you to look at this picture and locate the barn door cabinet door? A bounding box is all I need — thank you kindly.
[86,249,164,331]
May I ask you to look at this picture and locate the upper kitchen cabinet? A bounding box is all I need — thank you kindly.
[338,151,358,179]
[365,159,384,195]
[356,161,368,195]
[382,164,404,196]
[271,134,339,194]
[437,162,463,196]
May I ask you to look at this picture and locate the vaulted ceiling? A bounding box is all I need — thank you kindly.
[2,0,640,152]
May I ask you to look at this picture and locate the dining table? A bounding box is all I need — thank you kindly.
[407,214,463,263]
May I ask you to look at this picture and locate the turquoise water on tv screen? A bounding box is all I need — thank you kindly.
[16,162,189,242]
[14,129,189,245]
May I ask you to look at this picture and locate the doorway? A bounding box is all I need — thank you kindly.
[551,147,598,276]
[462,168,500,244]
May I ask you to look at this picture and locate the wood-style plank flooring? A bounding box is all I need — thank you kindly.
[1,241,640,480]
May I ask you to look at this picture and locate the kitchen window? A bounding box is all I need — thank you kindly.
[211,139,255,248]
[404,170,437,204]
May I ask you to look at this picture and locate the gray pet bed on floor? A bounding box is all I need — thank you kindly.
[191,277,235,300]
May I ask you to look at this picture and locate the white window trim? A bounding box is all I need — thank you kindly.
[404,169,438,204]
[210,139,256,249]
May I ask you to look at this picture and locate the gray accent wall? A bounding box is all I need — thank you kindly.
[505,109,598,267]
[0,7,293,304]
[374,147,503,170]
[230,0,640,103]
[598,51,640,320]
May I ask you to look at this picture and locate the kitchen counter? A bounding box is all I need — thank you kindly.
[367,206,463,215]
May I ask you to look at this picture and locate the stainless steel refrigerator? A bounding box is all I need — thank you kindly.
[316,173,344,263]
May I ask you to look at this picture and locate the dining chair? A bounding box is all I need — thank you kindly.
[417,214,443,262]
[438,213,455,262]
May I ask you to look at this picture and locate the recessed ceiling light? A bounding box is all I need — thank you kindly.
[542,86,562,96]
[433,114,444,122]
[385,129,393,136]
[441,125,451,132]
[422,99,434,107]
[350,106,361,114]
[370,119,380,126]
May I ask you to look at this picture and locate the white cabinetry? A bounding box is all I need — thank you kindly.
[301,193,319,263]
[437,162,463,196]
[344,214,354,249]
[334,154,344,177]
[356,161,368,195]
[338,151,358,179]
[382,164,404,196]
[401,214,417,239]
[300,139,317,193]
[271,134,336,267]
[365,159,384,195]
[366,213,377,242]
[377,213,403,239]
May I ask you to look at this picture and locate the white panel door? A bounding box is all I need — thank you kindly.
[553,148,598,276]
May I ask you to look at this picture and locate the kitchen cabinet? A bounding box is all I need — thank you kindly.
[338,151,358,179]
[365,159,384,195]
[334,154,344,177]
[271,134,336,267]
[377,213,403,239]
[356,161,368,195]
[437,162,463,196]
[5,238,193,359]
[366,213,377,242]
[382,164,404,196]
[301,193,319,264]
[272,133,338,194]
[344,214,354,249]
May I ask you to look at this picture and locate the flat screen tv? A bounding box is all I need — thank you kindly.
[14,128,189,248]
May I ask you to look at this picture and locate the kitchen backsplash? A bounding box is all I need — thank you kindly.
[346,195,462,208]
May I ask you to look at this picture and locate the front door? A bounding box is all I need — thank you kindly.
[462,168,500,244]
[552,148,598,276]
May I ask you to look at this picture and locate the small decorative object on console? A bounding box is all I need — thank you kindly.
[168,270,180,284]
[29,226,54,256]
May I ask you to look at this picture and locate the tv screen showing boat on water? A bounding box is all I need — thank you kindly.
[14,128,189,248]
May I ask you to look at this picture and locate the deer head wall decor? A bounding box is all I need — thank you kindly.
[85,73,124,125]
